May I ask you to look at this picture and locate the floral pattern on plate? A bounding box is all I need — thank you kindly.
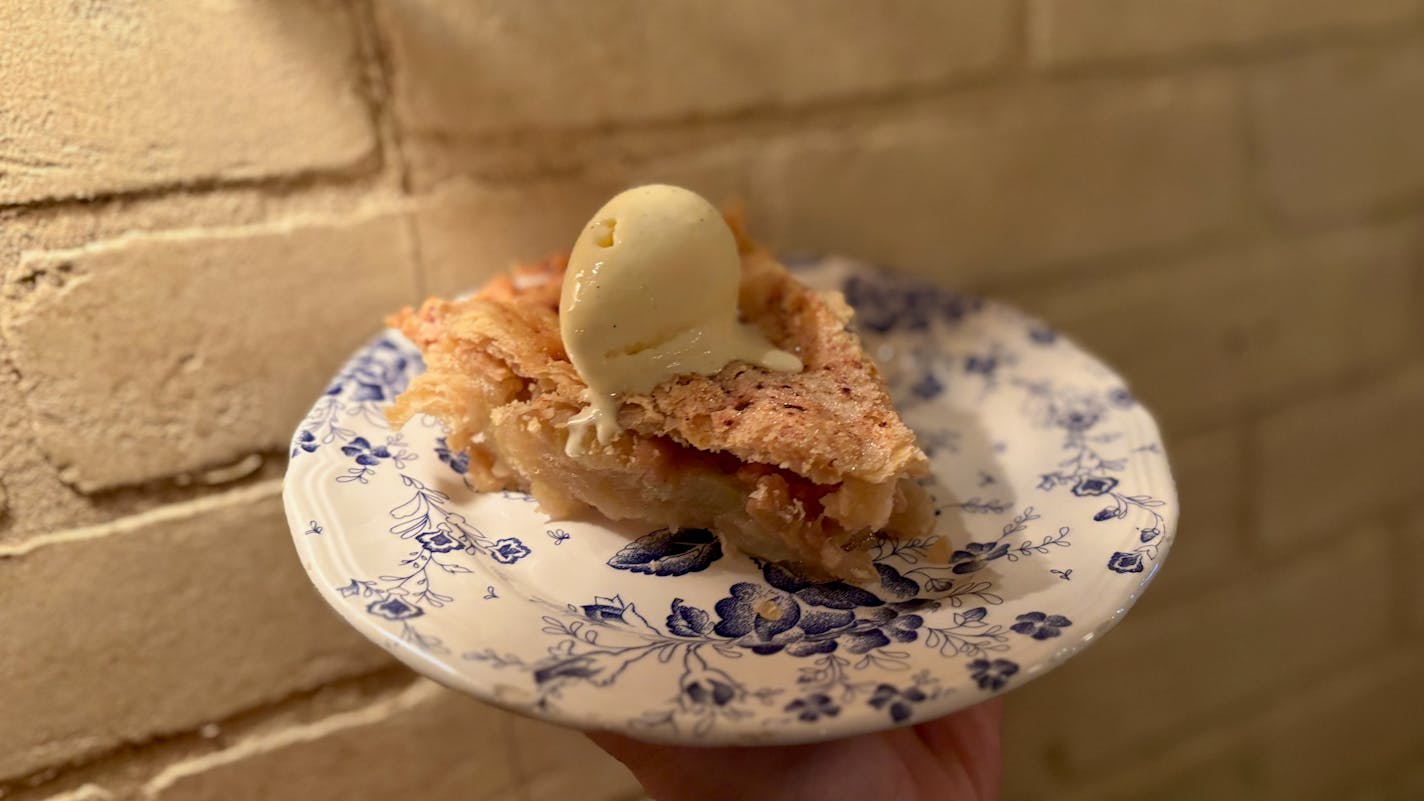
[285,255,1177,746]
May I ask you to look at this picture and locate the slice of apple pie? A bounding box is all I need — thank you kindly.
[386,188,932,581]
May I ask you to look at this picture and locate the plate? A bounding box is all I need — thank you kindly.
[284,255,1176,746]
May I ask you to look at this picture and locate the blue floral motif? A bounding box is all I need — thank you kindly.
[965,355,998,376]
[967,658,1019,691]
[681,669,738,708]
[608,528,722,576]
[342,436,391,466]
[1029,327,1058,344]
[1107,551,1145,574]
[434,437,469,475]
[583,595,635,623]
[950,541,1011,574]
[1009,612,1072,640]
[1057,408,1101,433]
[492,537,531,564]
[1071,476,1119,497]
[911,372,944,400]
[416,529,462,553]
[1019,380,1169,572]
[713,583,808,655]
[784,693,839,723]
[294,430,318,455]
[843,606,925,654]
[368,597,423,621]
[868,683,929,724]
[842,272,982,333]
[667,598,714,637]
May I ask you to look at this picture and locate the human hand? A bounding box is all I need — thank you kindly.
[589,698,1002,801]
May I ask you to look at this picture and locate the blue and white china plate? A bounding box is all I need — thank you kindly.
[285,255,1176,746]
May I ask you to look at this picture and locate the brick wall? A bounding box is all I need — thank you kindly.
[2,2,1421,800]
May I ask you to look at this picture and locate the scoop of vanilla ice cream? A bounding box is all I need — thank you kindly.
[559,184,801,451]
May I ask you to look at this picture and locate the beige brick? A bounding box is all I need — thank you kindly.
[1029,0,1421,67]
[1342,759,1424,801]
[509,716,641,801]
[1254,364,1424,549]
[1003,530,1392,777]
[3,214,419,491]
[1400,507,1424,633]
[1144,427,1247,604]
[1010,726,1263,801]
[0,483,392,781]
[1005,220,1423,429]
[766,73,1248,285]
[142,681,519,801]
[0,1,374,205]
[412,156,765,297]
[1260,647,1424,800]
[378,0,1014,135]
[1249,41,1424,220]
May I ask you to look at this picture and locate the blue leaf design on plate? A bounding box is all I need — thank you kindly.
[876,564,921,600]
[666,598,714,636]
[794,581,885,610]
[607,528,723,576]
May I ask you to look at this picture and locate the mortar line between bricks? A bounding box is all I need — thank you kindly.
[138,681,444,798]
[8,202,419,269]
[0,480,281,559]
[384,25,1424,156]
[0,666,420,800]
[0,157,389,217]
[352,0,414,197]
[1021,18,1424,80]
[979,199,1424,308]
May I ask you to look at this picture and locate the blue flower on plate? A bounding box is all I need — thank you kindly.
[1107,551,1145,574]
[1093,507,1119,522]
[434,437,469,475]
[1139,527,1161,543]
[785,693,839,723]
[965,355,998,376]
[967,658,1019,691]
[666,598,714,637]
[868,683,929,724]
[950,541,1010,574]
[1056,409,1101,433]
[491,537,530,564]
[911,372,944,400]
[681,670,738,708]
[341,436,391,466]
[841,274,982,333]
[714,584,802,653]
[1029,327,1058,344]
[843,606,926,654]
[1010,612,1072,640]
[416,529,462,553]
[367,597,423,621]
[1071,476,1119,497]
[582,595,632,622]
[294,430,318,454]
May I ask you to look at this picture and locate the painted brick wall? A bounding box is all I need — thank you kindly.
[2,2,1421,800]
